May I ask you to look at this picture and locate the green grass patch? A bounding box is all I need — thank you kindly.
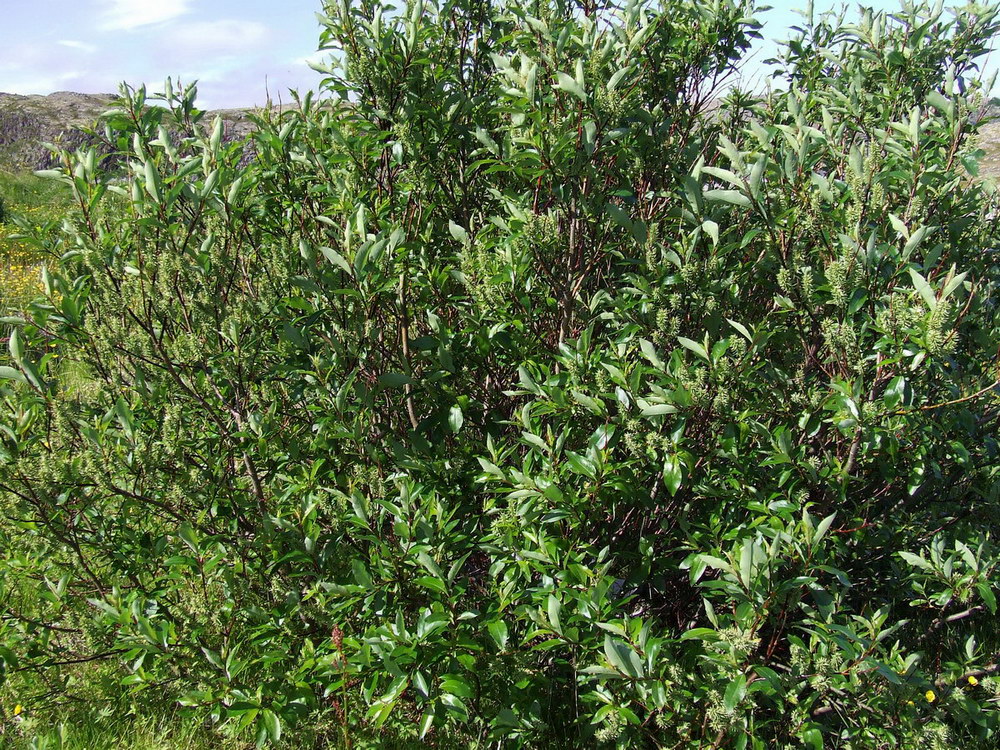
[9,715,233,750]
[0,170,72,312]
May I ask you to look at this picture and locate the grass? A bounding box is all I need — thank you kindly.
[0,170,72,313]
[7,715,236,750]
[5,711,445,749]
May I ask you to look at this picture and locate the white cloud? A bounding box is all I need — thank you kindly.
[164,20,269,58]
[0,4,320,108]
[58,40,99,54]
[98,0,190,31]
[0,43,51,70]
[0,70,85,96]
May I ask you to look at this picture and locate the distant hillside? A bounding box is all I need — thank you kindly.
[0,91,261,172]
[2,90,998,178]
[978,119,1000,180]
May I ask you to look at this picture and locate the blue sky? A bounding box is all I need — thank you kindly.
[741,0,898,88]
[0,1,992,109]
[0,0,323,108]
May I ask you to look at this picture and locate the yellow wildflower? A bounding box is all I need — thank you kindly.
[925,690,936,703]
[968,675,978,686]
[13,703,22,716]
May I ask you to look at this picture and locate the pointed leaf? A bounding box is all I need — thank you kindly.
[555,72,587,102]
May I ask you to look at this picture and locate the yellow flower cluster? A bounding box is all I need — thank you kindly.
[1,200,54,311]
[0,250,43,309]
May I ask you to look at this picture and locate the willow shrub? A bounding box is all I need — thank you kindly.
[2,0,1000,747]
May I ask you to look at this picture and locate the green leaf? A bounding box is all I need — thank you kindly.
[677,337,709,361]
[800,726,824,750]
[412,671,430,698]
[682,175,703,212]
[417,551,444,579]
[942,270,968,300]
[0,366,27,385]
[488,620,509,649]
[448,221,469,244]
[571,389,604,415]
[8,328,23,361]
[378,372,413,389]
[888,213,909,239]
[448,404,464,433]
[320,246,353,275]
[419,708,435,738]
[607,67,629,91]
[907,267,936,308]
[439,692,469,721]
[884,376,910,409]
[518,365,540,394]
[926,90,953,118]
[583,119,597,155]
[701,220,719,246]
[604,636,643,679]
[554,72,587,102]
[521,431,549,453]
[726,319,753,342]
[565,451,597,479]
[414,575,446,593]
[114,397,135,439]
[898,551,932,571]
[698,554,734,576]
[874,663,903,684]
[680,627,719,641]
[813,513,836,548]
[477,457,505,478]
[606,202,632,228]
[441,677,473,699]
[260,709,280,743]
[702,166,744,190]
[977,582,997,614]
[663,455,682,496]
[724,675,747,710]
[474,127,499,154]
[704,189,751,207]
[904,226,931,259]
[143,160,161,203]
[639,339,664,369]
[739,538,755,586]
[235,708,259,734]
[640,402,677,416]
[227,176,244,204]
[351,559,373,587]
[547,595,562,634]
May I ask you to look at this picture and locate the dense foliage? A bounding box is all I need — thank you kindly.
[2,0,1000,746]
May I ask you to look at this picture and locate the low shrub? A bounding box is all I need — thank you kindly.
[1,0,999,747]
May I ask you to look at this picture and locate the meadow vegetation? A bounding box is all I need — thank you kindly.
[1,0,1000,747]
[0,172,72,311]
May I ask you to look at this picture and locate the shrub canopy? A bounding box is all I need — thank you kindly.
[2,0,1000,747]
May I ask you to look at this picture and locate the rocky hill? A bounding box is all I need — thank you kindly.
[0,91,261,171]
[978,120,1000,180]
[2,90,998,177]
